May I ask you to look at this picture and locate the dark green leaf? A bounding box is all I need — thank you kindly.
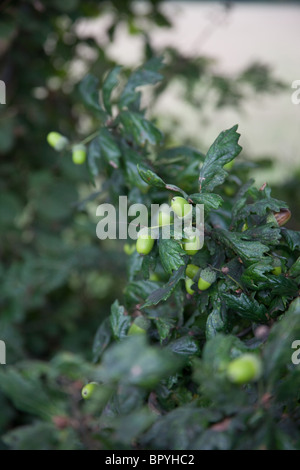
[0,369,63,420]
[102,66,121,115]
[2,422,58,451]
[206,300,226,339]
[157,145,204,162]
[96,335,184,388]
[263,297,300,385]
[154,317,175,343]
[79,74,107,119]
[93,318,112,363]
[199,125,242,192]
[119,57,164,108]
[137,165,187,197]
[119,111,163,146]
[159,238,186,274]
[142,266,186,308]
[125,280,161,307]
[189,193,223,211]
[214,228,269,262]
[141,405,220,450]
[167,336,199,356]
[241,224,281,246]
[99,128,121,168]
[110,300,131,341]
[258,275,298,296]
[87,137,102,178]
[222,292,268,322]
[236,197,288,220]
[289,256,300,277]
[282,229,300,251]
[128,251,144,281]
[106,407,156,446]
[241,260,273,288]
[137,165,165,188]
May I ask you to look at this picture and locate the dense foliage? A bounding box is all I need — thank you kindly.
[0,1,299,451]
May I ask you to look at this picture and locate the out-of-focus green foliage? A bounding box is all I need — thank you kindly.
[0,1,298,451]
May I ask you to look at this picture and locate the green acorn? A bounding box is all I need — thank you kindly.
[81,382,98,400]
[272,258,282,276]
[171,197,192,219]
[149,272,160,282]
[123,243,136,255]
[157,204,173,226]
[72,144,87,165]
[224,185,235,197]
[185,277,196,295]
[185,264,200,279]
[47,132,69,151]
[128,316,150,336]
[182,235,201,256]
[227,354,262,385]
[198,267,216,291]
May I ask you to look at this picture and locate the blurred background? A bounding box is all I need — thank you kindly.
[0,0,299,447]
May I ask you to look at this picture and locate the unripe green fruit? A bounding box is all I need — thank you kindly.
[171,197,192,219]
[198,277,212,291]
[72,144,87,164]
[149,272,160,282]
[227,354,262,385]
[198,267,216,291]
[47,132,69,151]
[272,258,282,276]
[124,243,136,255]
[186,264,200,279]
[157,204,173,226]
[82,382,98,400]
[185,278,195,295]
[128,316,150,336]
[182,236,201,256]
[224,185,235,197]
[241,222,248,232]
[223,160,234,171]
[272,266,282,276]
[136,232,155,255]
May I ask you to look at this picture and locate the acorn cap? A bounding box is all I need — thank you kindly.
[199,267,216,285]
[227,354,262,384]
[72,143,86,153]
[47,132,69,151]
[185,264,200,279]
